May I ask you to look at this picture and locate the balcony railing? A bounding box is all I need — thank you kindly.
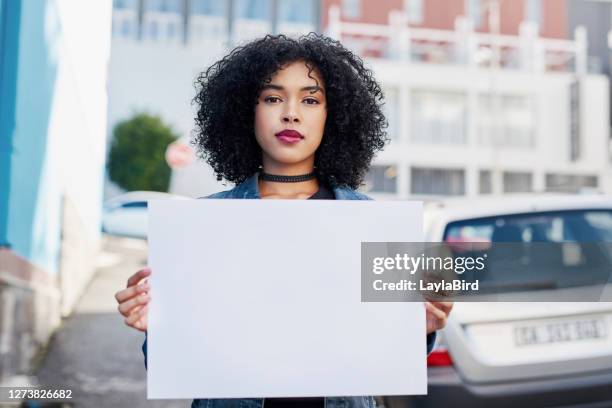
[326,5,590,75]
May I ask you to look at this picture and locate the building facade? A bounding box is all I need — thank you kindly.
[107,0,611,200]
[325,1,611,198]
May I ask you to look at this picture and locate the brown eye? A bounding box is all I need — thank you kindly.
[264,96,281,103]
[303,98,319,105]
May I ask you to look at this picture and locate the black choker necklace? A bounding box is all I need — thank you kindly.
[259,171,317,183]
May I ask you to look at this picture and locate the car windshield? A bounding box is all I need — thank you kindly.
[443,210,612,291]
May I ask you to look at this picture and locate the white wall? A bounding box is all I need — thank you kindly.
[52,0,112,241]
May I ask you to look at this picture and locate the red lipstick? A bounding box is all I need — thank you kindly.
[275,129,304,144]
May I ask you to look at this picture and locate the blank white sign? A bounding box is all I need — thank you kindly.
[147,199,426,399]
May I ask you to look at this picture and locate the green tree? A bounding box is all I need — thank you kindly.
[108,113,178,192]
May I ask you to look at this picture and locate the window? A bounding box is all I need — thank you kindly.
[235,0,271,20]
[233,0,271,42]
[121,20,132,36]
[525,0,541,27]
[479,170,492,194]
[145,0,182,13]
[478,94,535,148]
[278,0,316,24]
[545,174,598,193]
[114,0,137,9]
[411,90,467,144]
[149,20,159,39]
[405,0,424,24]
[467,0,483,29]
[191,0,226,16]
[189,0,227,43]
[167,21,176,38]
[364,165,398,194]
[443,210,612,290]
[411,167,465,195]
[503,171,532,193]
[446,209,612,244]
[342,0,361,19]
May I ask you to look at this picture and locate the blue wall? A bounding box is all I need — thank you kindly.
[0,0,21,249]
[8,0,61,273]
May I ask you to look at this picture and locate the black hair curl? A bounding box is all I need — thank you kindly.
[193,33,388,189]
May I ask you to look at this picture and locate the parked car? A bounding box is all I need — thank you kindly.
[102,191,189,239]
[385,194,612,408]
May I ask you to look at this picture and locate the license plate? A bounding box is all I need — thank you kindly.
[514,317,608,347]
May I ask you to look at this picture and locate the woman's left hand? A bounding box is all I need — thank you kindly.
[425,301,453,334]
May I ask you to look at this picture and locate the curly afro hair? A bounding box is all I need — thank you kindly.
[193,33,388,189]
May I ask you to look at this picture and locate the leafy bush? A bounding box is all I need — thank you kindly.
[108,113,178,192]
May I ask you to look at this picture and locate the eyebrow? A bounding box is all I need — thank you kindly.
[262,84,325,94]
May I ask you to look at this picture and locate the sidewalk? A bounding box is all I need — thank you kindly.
[33,236,187,408]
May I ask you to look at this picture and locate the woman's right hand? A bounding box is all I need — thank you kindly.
[115,267,151,332]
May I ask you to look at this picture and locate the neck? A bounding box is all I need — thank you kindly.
[260,156,315,176]
[258,157,318,199]
[258,178,319,199]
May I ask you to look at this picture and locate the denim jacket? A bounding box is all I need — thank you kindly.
[142,173,437,408]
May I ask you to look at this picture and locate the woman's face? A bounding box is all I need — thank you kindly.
[254,60,327,171]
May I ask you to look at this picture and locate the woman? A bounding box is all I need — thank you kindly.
[115,33,452,408]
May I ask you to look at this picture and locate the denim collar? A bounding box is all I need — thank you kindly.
[212,173,371,201]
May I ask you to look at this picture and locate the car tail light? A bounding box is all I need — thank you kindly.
[427,347,453,366]
[427,331,453,366]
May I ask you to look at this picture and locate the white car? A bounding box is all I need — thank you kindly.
[102,191,189,239]
[386,194,612,408]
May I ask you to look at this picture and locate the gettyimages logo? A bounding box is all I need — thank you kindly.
[371,252,487,274]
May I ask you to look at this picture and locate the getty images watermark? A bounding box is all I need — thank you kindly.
[371,251,485,292]
[361,242,612,302]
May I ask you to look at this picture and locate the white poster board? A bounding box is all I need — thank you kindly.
[148,199,426,399]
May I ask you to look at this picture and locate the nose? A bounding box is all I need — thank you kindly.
[281,103,300,124]
[282,113,300,124]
